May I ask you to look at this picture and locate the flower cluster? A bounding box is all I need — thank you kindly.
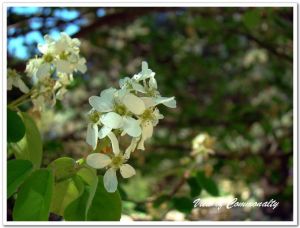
[86,62,176,192]
[25,33,87,110]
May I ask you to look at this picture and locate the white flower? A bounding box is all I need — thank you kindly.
[89,88,145,139]
[137,107,164,150]
[86,132,136,192]
[119,77,146,93]
[25,58,44,82]
[7,69,29,93]
[133,61,155,82]
[27,33,87,81]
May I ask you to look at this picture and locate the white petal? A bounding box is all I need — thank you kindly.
[100,87,116,100]
[100,112,123,129]
[16,78,29,93]
[141,97,156,108]
[36,63,51,78]
[98,126,112,139]
[86,124,98,149]
[89,96,113,113]
[86,153,111,169]
[56,60,73,74]
[122,93,145,115]
[142,122,154,139]
[120,164,136,178]
[107,132,120,155]
[142,61,148,72]
[154,96,176,108]
[119,77,129,88]
[124,138,138,159]
[77,59,87,73]
[149,76,157,89]
[122,117,142,137]
[37,44,48,54]
[132,81,146,93]
[137,122,153,150]
[104,168,118,193]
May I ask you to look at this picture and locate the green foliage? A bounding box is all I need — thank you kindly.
[48,157,77,182]
[50,175,84,216]
[64,184,91,221]
[64,167,98,221]
[7,109,25,143]
[14,113,42,169]
[196,171,219,196]
[7,159,33,198]
[13,169,54,221]
[87,176,122,221]
[172,197,193,214]
[187,176,202,197]
[243,8,261,29]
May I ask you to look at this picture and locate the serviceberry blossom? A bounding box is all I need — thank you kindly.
[87,132,136,192]
[25,33,87,110]
[86,61,176,192]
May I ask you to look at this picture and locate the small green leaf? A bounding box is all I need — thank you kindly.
[7,159,33,198]
[13,169,54,221]
[196,171,219,196]
[50,175,84,216]
[7,109,25,143]
[172,197,193,214]
[14,113,42,169]
[48,157,77,182]
[87,176,122,221]
[187,176,202,197]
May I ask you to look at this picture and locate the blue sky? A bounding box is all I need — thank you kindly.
[8,7,106,59]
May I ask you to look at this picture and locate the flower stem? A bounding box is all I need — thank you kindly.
[8,88,35,109]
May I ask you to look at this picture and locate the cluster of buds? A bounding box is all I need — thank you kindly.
[24,33,87,111]
[86,62,176,192]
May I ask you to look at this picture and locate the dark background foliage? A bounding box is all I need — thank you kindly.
[7,7,293,221]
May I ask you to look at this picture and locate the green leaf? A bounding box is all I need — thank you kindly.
[63,167,98,221]
[172,197,193,214]
[7,109,25,143]
[50,175,84,216]
[196,171,219,196]
[7,159,33,198]
[13,169,54,221]
[87,176,122,221]
[48,157,77,182]
[64,183,91,221]
[14,113,42,169]
[187,176,202,197]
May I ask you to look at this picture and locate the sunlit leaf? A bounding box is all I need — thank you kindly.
[13,169,54,221]
[14,113,42,169]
